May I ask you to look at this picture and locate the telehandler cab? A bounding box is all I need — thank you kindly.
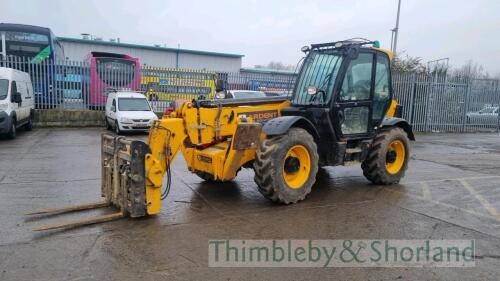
[28,39,414,231]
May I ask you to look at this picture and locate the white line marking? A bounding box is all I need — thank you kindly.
[384,187,500,222]
[458,179,500,221]
[402,175,500,185]
[420,182,432,200]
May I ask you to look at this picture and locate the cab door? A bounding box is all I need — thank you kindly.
[332,51,375,138]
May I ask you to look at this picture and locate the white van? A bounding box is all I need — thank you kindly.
[0,67,35,139]
[105,91,158,134]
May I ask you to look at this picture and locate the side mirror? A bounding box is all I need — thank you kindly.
[111,105,116,112]
[307,86,318,95]
[215,80,225,93]
[13,92,22,103]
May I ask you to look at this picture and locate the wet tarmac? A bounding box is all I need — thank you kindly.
[1,128,500,280]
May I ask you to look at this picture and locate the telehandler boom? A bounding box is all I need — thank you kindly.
[28,39,414,231]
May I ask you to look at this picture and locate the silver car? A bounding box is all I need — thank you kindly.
[466,106,499,124]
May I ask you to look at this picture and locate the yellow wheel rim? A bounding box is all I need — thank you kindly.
[386,140,406,175]
[283,145,311,189]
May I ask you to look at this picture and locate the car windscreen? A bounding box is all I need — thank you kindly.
[479,107,496,113]
[292,51,343,105]
[118,98,151,111]
[0,79,8,100]
[233,91,266,99]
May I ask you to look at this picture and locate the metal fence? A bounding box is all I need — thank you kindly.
[393,72,500,132]
[1,56,499,132]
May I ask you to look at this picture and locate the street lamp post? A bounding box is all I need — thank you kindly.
[391,0,402,56]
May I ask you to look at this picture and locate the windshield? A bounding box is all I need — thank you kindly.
[479,107,497,113]
[118,98,151,111]
[0,79,8,100]
[3,31,50,60]
[233,91,266,99]
[292,51,343,105]
[96,58,136,87]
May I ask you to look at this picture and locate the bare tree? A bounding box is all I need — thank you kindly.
[451,60,489,79]
[391,52,427,73]
[255,61,295,71]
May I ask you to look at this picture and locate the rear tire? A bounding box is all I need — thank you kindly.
[253,128,319,204]
[24,116,33,131]
[362,127,410,185]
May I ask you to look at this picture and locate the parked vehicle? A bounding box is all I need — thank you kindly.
[222,90,267,99]
[0,23,65,108]
[105,91,157,134]
[466,106,499,124]
[248,79,294,96]
[0,67,35,139]
[27,39,415,231]
[142,68,218,103]
[85,52,141,109]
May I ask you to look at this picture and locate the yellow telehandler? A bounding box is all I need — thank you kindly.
[28,39,414,231]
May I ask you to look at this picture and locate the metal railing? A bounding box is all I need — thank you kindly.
[1,56,499,132]
[393,72,500,132]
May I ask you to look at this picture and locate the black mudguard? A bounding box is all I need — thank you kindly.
[381,117,415,140]
[262,116,320,140]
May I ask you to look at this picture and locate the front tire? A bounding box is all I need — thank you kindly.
[253,128,319,204]
[6,119,16,139]
[362,127,410,185]
[106,118,112,130]
[115,121,121,135]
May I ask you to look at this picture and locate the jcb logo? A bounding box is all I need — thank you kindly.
[240,110,279,123]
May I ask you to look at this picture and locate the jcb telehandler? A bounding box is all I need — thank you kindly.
[28,39,414,231]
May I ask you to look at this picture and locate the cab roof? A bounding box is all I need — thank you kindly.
[308,39,394,61]
[371,47,394,61]
[110,91,146,99]
[0,67,30,80]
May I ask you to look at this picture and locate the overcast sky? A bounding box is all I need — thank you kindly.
[2,0,499,74]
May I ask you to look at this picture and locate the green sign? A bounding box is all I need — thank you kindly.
[31,45,51,63]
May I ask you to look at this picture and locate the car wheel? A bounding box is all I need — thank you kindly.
[6,119,16,139]
[106,118,112,130]
[115,121,121,135]
[24,116,33,131]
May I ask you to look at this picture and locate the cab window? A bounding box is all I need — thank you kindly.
[339,53,374,101]
[0,79,8,100]
[10,81,17,102]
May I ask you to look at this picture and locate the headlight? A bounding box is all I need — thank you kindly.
[215,92,226,99]
[120,117,132,123]
[0,103,8,111]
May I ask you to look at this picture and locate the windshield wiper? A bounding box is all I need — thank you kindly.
[309,57,341,105]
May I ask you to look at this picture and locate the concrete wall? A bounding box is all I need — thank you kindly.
[59,40,243,73]
[34,109,105,127]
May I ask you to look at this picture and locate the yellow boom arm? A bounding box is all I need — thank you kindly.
[144,99,290,215]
